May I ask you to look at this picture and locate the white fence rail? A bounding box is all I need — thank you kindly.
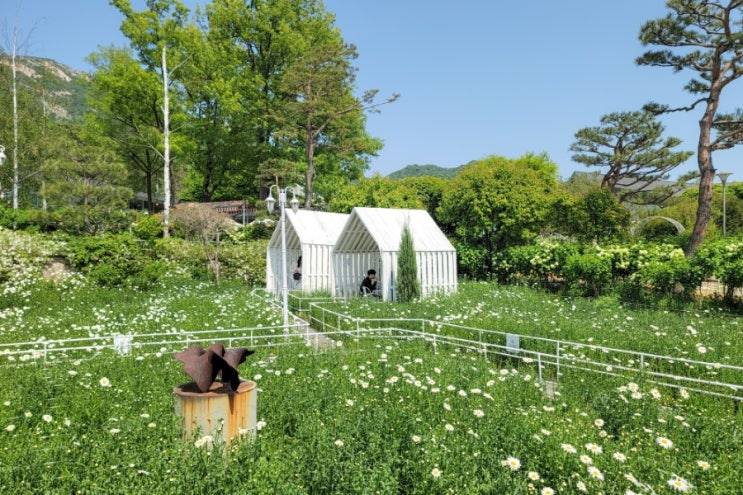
[301,300,743,402]
[0,323,311,364]
[2,291,741,402]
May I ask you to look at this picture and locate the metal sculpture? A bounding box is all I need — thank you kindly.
[174,343,255,393]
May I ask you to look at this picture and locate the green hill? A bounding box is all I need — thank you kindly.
[387,164,462,179]
[0,56,90,121]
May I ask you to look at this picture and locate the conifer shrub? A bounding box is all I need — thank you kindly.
[396,225,420,302]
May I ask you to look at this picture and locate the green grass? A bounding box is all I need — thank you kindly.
[311,281,742,365]
[1,338,740,494]
[0,279,742,493]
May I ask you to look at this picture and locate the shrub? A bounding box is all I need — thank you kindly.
[154,237,268,285]
[131,213,163,241]
[495,240,579,287]
[55,206,137,236]
[696,239,743,305]
[562,252,613,297]
[65,233,161,288]
[633,255,704,300]
[396,225,420,302]
[453,241,490,280]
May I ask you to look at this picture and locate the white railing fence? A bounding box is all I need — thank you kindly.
[1,290,741,403]
[301,299,743,402]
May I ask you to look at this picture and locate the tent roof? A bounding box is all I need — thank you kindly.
[268,209,349,248]
[335,207,454,253]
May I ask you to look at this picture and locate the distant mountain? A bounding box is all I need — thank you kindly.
[387,164,463,179]
[0,56,90,121]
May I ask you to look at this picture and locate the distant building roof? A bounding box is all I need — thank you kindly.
[567,171,690,196]
[201,200,256,215]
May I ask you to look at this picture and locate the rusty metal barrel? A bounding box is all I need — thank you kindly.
[174,380,257,446]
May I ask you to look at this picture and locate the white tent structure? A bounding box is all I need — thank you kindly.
[266,209,349,295]
[332,207,457,300]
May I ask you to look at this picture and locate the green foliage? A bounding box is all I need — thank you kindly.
[696,239,743,305]
[131,213,164,241]
[494,239,580,287]
[225,221,275,242]
[636,217,683,243]
[386,163,462,179]
[579,189,631,243]
[451,240,489,280]
[396,225,420,302]
[396,176,448,221]
[560,171,602,197]
[0,207,35,231]
[549,189,630,243]
[154,237,268,286]
[54,206,137,236]
[438,154,562,266]
[0,229,66,309]
[570,111,692,205]
[65,233,161,288]
[632,255,705,300]
[562,252,613,297]
[328,175,425,213]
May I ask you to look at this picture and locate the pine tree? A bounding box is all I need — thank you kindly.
[396,224,420,302]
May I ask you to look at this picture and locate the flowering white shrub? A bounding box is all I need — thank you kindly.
[0,228,66,303]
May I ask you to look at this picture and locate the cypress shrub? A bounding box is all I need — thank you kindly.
[396,224,420,302]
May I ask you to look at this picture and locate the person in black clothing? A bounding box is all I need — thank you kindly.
[290,256,302,288]
[360,269,377,295]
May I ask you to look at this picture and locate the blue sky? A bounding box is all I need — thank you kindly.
[7,1,743,182]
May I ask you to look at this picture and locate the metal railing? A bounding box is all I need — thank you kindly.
[2,290,741,402]
[302,299,743,402]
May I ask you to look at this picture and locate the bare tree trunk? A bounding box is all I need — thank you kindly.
[304,123,314,209]
[11,27,19,210]
[162,46,171,238]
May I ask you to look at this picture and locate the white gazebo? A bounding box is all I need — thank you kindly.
[332,207,457,300]
[266,209,349,295]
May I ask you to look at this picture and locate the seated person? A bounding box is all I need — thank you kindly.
[360,269,378,295]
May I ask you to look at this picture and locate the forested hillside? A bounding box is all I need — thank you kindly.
[387,164,462,179]
[0,56,89,121]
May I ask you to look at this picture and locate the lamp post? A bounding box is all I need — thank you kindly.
[266,185,300,334]
[718,172,732,237]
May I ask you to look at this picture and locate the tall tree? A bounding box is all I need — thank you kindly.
[177,6,255,202]
[637,0,743,255]
[438,154,561,274]
[278,41,397,208]
[0,13,38,209]
[570,111,692,205]
[110,0,192,236]
[87,46,165,212]
[204,0,333,197]
[42,124,132,235]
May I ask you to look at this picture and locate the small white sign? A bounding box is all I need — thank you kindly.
[113,334,133,355]
[506,334,520,354]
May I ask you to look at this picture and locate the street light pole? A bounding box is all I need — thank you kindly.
[718,172,732,237]
[266,185,299,335]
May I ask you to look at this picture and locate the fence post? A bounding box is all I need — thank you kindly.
[555,343,561,381]
[538,354,543,381]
